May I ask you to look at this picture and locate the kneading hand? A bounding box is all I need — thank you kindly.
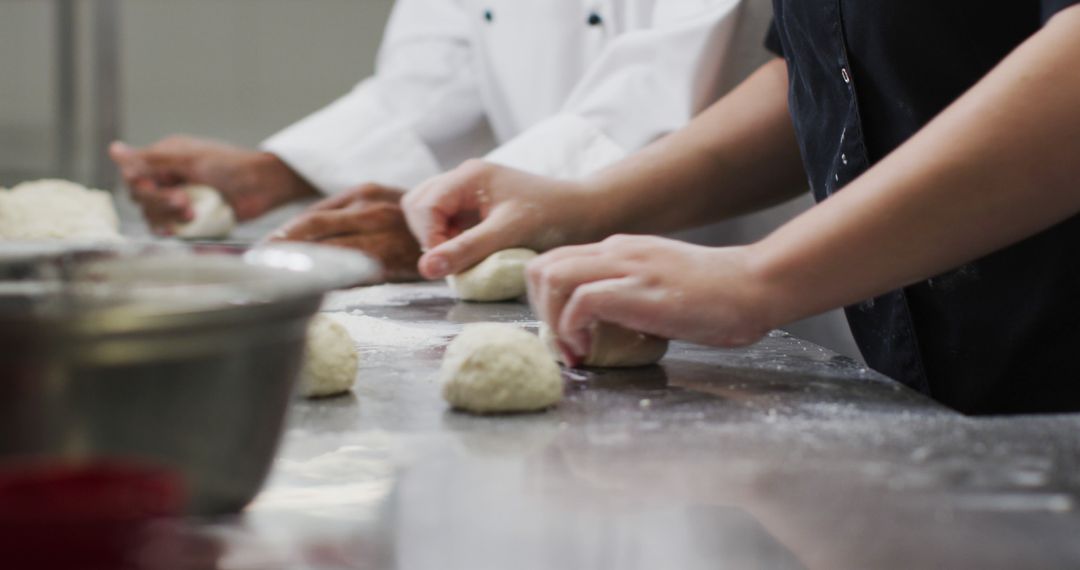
[110,136,315,234]
[269,184,422,283]
[527,235,778,365]
[402,160,599,280]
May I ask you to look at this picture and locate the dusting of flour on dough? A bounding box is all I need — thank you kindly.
[299,314,359,398]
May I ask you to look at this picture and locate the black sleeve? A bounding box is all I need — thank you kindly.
[764,19,784,57]
[1041,0,1080,23]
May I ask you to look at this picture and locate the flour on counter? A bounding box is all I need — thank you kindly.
[322,282,451,310]
[320,312,456,349]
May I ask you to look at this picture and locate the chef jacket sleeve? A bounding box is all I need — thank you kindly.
[485,0,745,180]
[261,0,494,195]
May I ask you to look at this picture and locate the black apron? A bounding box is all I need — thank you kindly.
[766,0,1080,415]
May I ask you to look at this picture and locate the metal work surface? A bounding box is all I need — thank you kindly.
[209,283,1080,569]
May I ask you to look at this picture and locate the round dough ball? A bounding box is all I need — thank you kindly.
[172,185,236,239]
[0,179,122,242]
[298,314,359,398]
[441,323,562,414]
[448,248,538,302]
[540,322,668,368]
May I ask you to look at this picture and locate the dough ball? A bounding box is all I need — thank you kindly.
[448,248,538,302]
[298,314,359,398]
[172,185,236,239]
[0,179,122,242]
[441,323,562,414]
[540,322,668,368]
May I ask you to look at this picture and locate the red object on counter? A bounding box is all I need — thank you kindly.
[0,460,186,569]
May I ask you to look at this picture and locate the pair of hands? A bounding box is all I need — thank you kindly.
[403,160,778,358]
[111,136,423,282]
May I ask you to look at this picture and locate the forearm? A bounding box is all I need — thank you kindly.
[584,58,807,237]
[751,6,1080,327]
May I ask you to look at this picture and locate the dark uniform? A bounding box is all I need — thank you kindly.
[766,0,1080,415]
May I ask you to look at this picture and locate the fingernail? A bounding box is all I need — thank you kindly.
[426,255,450,278]
[559,348,578,368]
[571,333,590,358]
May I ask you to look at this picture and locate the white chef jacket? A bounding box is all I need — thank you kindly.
[262,0,745,194]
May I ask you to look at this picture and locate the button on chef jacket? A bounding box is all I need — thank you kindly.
[766,0,1080,415]
[261,0,755,193]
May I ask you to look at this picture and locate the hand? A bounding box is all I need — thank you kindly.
[526,235,778,365]
[402,160,601,279]
[268,184,422,283]
[110,136,316,234]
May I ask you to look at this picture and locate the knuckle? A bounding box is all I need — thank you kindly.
[356,183,383,199]
[525,260,545,282]
[160,135,188,147]
[458,159,493,182]
[570,286,601,312]
[459,158,487,173]
[537,265,561,289]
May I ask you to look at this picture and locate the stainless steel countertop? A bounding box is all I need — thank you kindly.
[203,282,1080,569]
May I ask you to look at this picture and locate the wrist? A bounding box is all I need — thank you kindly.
[252,152,317,204]
[570,175,625,242]
[742,239,807,333]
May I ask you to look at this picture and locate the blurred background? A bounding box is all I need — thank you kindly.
[0,0,860,357]
[0,0,394,188]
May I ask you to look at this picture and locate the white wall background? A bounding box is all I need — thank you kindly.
[0,0,394,186]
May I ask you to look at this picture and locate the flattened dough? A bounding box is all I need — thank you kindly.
[0,179,122,242]
[540,322,668,368]
[448,248,538,302]
[173,185,236,239]
[441,323,562,413]
[298,314,359,398]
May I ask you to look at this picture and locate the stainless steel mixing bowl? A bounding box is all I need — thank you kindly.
[0,241,379,514]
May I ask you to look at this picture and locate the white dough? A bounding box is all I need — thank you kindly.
[298,314,359,398]
[441,323,562,413]
[172,185,236,239]
[540,322,669,368]
[0,179,122,242]
[448,248,538,302]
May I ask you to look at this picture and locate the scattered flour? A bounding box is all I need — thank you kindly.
[321,312,455,349]
[322,282,450,310]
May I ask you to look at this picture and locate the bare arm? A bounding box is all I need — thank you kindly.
[586,57,806,237]
[752,5,1080,328]
[527,6,1080,359]
[404,57,806,278]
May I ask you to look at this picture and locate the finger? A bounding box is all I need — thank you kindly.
[558,277,645,358]
[305,184,395,213]
[131,186,193,222]
[110,141,154,186]
[418,208,518,279]
[272,203,402,242]
[402,162,491,251]
[111,140,195,190]
[525,253,625,335]
[528,241,610,268]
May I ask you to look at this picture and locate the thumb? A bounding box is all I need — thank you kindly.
[110,141,149,178]
[418,211,515,279]
[111,140,194,184]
